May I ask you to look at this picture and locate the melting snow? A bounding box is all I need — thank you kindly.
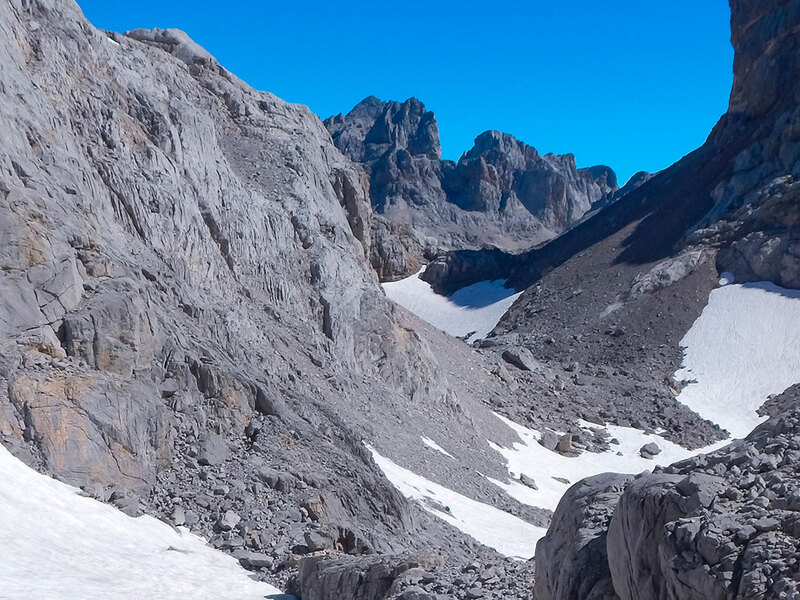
[367,445,545,559]
[0,444,286,600]
[487,414,704,513]
[675,282,800,438]
[488,281,800,521]
[421,436,455,459]
[377,279,800,559]
[383,267,522,343]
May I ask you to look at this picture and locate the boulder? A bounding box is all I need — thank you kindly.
[501,347,543,372]
[295,554,429,600]
[534,473,632,600]
[197,433,229,467]
[638,442,661,459]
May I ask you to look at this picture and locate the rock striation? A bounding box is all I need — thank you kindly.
[325,97,618,280]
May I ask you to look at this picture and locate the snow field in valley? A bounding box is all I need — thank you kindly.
[382,268,522,344]
[674,281,800,438]
[0,444,286,600]
[372,278,800,559]
[485,414,708,513]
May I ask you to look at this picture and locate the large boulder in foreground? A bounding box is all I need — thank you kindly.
[534,473,632,600]
[535,400,800,600]
[607,408,800,600]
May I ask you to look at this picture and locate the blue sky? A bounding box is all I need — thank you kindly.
[77,1,733,184]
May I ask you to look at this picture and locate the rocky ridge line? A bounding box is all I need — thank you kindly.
[325,96,621,280]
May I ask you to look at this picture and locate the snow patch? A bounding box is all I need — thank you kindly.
[421,436,455,459]
[0,444,286,600]
[383,268,522,343]
[675,282,800,438]
[487,413,707,513]
[367,445,545,559]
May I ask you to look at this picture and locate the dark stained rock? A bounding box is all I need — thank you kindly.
[295,554,430,600]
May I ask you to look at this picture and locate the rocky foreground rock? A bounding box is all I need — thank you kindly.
[535,395,800,600]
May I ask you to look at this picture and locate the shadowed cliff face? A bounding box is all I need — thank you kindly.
[325,97,618,281]
[728,0,800,118]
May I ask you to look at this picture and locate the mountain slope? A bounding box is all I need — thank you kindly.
[0,2,559,594]
[524,1,800,596]
[415,0,800,449]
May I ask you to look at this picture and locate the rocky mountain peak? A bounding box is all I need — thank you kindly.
[326,101,620,279]
[325,96,441,163]
[466,130,539,161]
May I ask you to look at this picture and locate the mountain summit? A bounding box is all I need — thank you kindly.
[325,97,621,280]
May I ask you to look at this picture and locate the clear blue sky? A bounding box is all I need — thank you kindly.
[76,0,733,184]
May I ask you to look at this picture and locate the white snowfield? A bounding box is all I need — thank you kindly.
[486,414,707,513]
[0,444,286,600]
[368,445,546,559]
[675,281,800,438]
[382,268,522,343]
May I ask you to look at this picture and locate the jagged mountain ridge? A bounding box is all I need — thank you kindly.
[325,96,620,280]
[423,0,800,296]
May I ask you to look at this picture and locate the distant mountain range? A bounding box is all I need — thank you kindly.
[325,96,648,280]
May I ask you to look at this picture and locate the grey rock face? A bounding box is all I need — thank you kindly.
[295,554,430,600]
[705,177,800,289]
[325,97,618,280]
[442,131,615,228]
[624,250,712,301]
[0,6,582,593]
[534,473,632,600]
[689,0,800,289]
